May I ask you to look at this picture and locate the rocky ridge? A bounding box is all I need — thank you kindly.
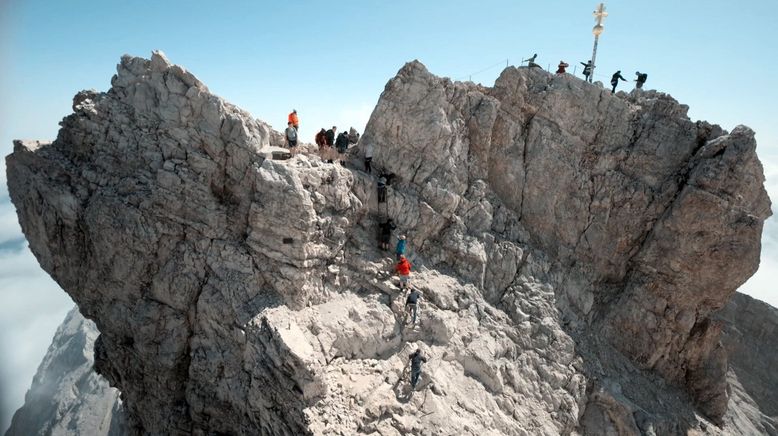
[5,51,772,435]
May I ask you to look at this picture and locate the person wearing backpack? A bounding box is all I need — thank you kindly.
[404,286,421,325]
[335,131,349,166]
[378,218,395,251]
[396,255,412,289]
[315,128,327,148]
[635,71,648,89]
[285,121,298,154]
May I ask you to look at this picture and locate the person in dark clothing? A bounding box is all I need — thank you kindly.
[580,61,592,80]
[523,53,540,68]
[556,61,569,74]
[315,128,327,148]
[378,218,395,250]
[335,131,350,166]
[364,142,373,174]
[611,70,627,93]
[377,175,387,204]
[325,127,337,146]
[635,71,648,89]
[408,349,428,389]
[405,286,421,324]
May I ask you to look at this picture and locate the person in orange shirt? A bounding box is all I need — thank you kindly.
[396,255,412,289]
[288,109,299,130]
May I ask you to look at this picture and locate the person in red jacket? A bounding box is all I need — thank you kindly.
[288,110,299,130]
[396,255,412,289]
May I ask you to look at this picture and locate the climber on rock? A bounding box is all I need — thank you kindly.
[285,121,298,154]
[364,142,373,174]
[635,71,648,89]
[580,60,592,80]
[288,109,299,131]
[396,255,412,289]
[395,234,407,260]
[377,175,387,204]
[405,286,421,325]
[321,126,336,164]
[556,61,569,74]
[523,53,540,68]
[379,218,396,251]
[325,126,336,147]
[335,130,349,166]
[610,70,627,93]
[408,349,428,389]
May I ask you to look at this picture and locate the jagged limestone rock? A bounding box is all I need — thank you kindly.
[5,53,772,435]
[5,307,125,436]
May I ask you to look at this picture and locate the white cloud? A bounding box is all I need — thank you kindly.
[0,247,72,432]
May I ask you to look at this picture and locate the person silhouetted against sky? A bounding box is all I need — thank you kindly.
[635,71,648,89]
[611,70,627,93]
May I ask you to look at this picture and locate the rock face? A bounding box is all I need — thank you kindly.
[5,52,772,435]
[718,292,778,434]
[5,307,125,436]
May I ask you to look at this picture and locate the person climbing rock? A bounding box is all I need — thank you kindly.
[580,60,592,80]
[379,218,395,251]
[408,349,428,389]
[395,234,407,260]
[335,130,349,166]
[396,255,411,289]
[610,70,627,93]
[285,121,298,154]
[315,128,327,148]
[556,61,569,74]
[523,53,540,68]
[288,109,299,130]
[348,127,360,144]
[635,71,648,89]
[364,142,373,174]
[377,175,387,204]
[405,286,421,325]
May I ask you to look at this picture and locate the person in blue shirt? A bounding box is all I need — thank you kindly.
[395,234,407,260]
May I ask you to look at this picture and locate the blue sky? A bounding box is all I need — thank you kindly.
[1,0,777,430]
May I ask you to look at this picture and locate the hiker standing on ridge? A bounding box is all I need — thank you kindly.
[635,71,648,89]
[408,349,428,389]
[335,130,349,166]
[523,53,540,68]
[580,61,592,80]
[556,61,569,74]
[395,234,407,260]
[379,218,396,251]
[405,286,421,325]
[396,255,412,289]
[288,110,299,131]
[322,126,337,163]
[285,122,298,155]
[315,128,326,148]
[610,70,627,93]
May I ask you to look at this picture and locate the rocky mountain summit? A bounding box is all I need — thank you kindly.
[5,51,773,435]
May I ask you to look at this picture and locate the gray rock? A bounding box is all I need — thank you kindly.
[5,307,125,436]
[5,53,773,435]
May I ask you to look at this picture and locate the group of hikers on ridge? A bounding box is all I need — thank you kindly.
[523,53,648,93]
[314,125,360,166]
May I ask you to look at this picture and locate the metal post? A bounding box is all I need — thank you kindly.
[590,3,607,83]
